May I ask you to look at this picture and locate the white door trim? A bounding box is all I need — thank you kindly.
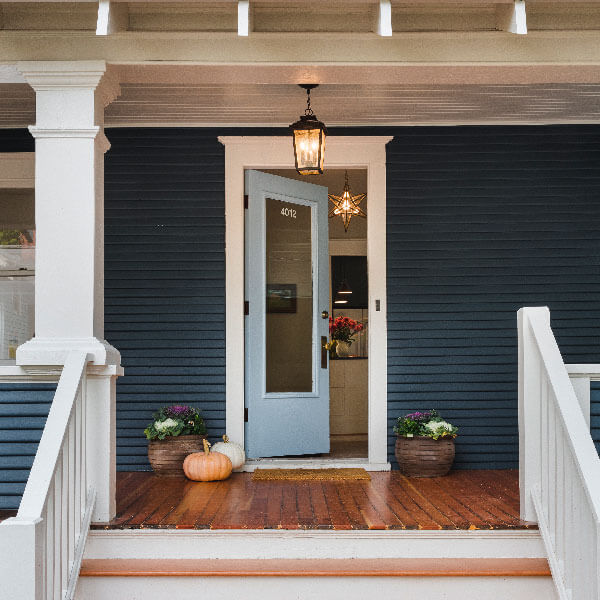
[219,135,393,469]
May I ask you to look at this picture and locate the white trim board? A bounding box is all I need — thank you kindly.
[219,135,392,469]
[85,528,546,560]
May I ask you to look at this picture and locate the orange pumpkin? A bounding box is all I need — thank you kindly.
[183,439,232,481]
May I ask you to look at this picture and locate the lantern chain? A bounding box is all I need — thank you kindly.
[304,88,314,116]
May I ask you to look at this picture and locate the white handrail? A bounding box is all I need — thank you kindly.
[0,351,93,600]
[519,307,600,599]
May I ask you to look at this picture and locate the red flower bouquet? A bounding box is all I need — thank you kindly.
[329,315,364,344]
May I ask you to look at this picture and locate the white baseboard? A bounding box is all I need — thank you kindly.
[77,574,556,600]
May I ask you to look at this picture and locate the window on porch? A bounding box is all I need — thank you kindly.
[0,189,35,363]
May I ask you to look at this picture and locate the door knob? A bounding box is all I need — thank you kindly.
[321,310,329,319]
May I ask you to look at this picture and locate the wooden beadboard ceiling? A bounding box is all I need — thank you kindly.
[2,81,600,127]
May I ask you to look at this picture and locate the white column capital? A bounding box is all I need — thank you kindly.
[15,60,107,91]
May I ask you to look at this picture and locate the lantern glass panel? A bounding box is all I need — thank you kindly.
[293,128,325,175]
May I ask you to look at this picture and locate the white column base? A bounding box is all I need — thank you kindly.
[16,337,121,366]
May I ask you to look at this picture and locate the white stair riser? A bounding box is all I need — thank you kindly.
[85,530,546,560]
[77,575,557,600]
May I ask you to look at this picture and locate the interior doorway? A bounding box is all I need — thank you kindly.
[263,169,368,460]
[220,136,391,470]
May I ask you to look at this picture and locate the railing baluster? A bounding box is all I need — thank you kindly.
[73,393,81,547]
[540,369,547,510]
[546,392,558,548]
[68,410,76,579]
[46,480,54,600]
[556,428,564,563]
[54,459,62,600]
[81,376,87,513]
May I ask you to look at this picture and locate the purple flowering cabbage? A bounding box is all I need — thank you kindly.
[393,409,458,440]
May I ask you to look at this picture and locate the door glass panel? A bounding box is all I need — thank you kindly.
[265,197,313,393]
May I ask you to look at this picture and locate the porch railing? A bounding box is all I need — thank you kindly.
[518,307,600,600]
[0,351,93,600]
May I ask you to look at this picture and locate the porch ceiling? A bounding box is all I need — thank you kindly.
[3,78,600,127]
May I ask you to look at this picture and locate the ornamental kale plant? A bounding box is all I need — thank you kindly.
[144,405,207,440]
[393,409,458,440]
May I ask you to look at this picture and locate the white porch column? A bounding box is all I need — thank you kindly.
[14,61,122,522]
[15,60,120,367]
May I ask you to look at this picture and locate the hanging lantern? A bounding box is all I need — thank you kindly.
[328,170,367,232]
[289,84,327,175]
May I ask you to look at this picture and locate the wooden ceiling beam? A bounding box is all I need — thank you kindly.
[376,0,392,37]
[238,0,252,37]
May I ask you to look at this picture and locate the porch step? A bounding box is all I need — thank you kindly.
[76,557,556,600]
[80,557,551,577]
[84,528,547,561]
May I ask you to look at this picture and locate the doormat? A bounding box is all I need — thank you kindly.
[252,468,371,481]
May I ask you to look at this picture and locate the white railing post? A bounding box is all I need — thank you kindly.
[518,306,549,522]
[86,367,120,522]
[519,305,600,599]
[0,517,44,600]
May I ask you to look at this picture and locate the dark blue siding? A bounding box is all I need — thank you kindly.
[104,129,226,470]
[4,125,600,475]
[0,383,55,509]
[386,126,600,469]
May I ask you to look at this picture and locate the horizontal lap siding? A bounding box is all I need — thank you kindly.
[4,126,600,475]
[0,384,56,509]
[104,129,226,471]
[386,126,600,470]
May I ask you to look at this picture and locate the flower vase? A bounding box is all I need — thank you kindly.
[394,436,455,477]
[335,341,352,358]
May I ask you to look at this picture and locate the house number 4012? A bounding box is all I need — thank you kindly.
[281,207,297,218]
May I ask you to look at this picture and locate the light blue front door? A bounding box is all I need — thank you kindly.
[244,170,330,458]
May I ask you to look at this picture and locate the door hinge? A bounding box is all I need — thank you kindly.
[244,194,249,209]
[244,407,248,422]
[244,300,249,315]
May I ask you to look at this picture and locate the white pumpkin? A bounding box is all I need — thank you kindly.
[211,435,245,469]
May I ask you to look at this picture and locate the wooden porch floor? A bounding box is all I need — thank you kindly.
[92,469,536,531]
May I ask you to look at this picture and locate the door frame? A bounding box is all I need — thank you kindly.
[219,135,393,469]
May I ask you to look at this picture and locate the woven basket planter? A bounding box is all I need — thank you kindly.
[395,435,455,477]
[148,434,207,477]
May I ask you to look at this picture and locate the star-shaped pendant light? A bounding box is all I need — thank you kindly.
[328,171,367,232]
